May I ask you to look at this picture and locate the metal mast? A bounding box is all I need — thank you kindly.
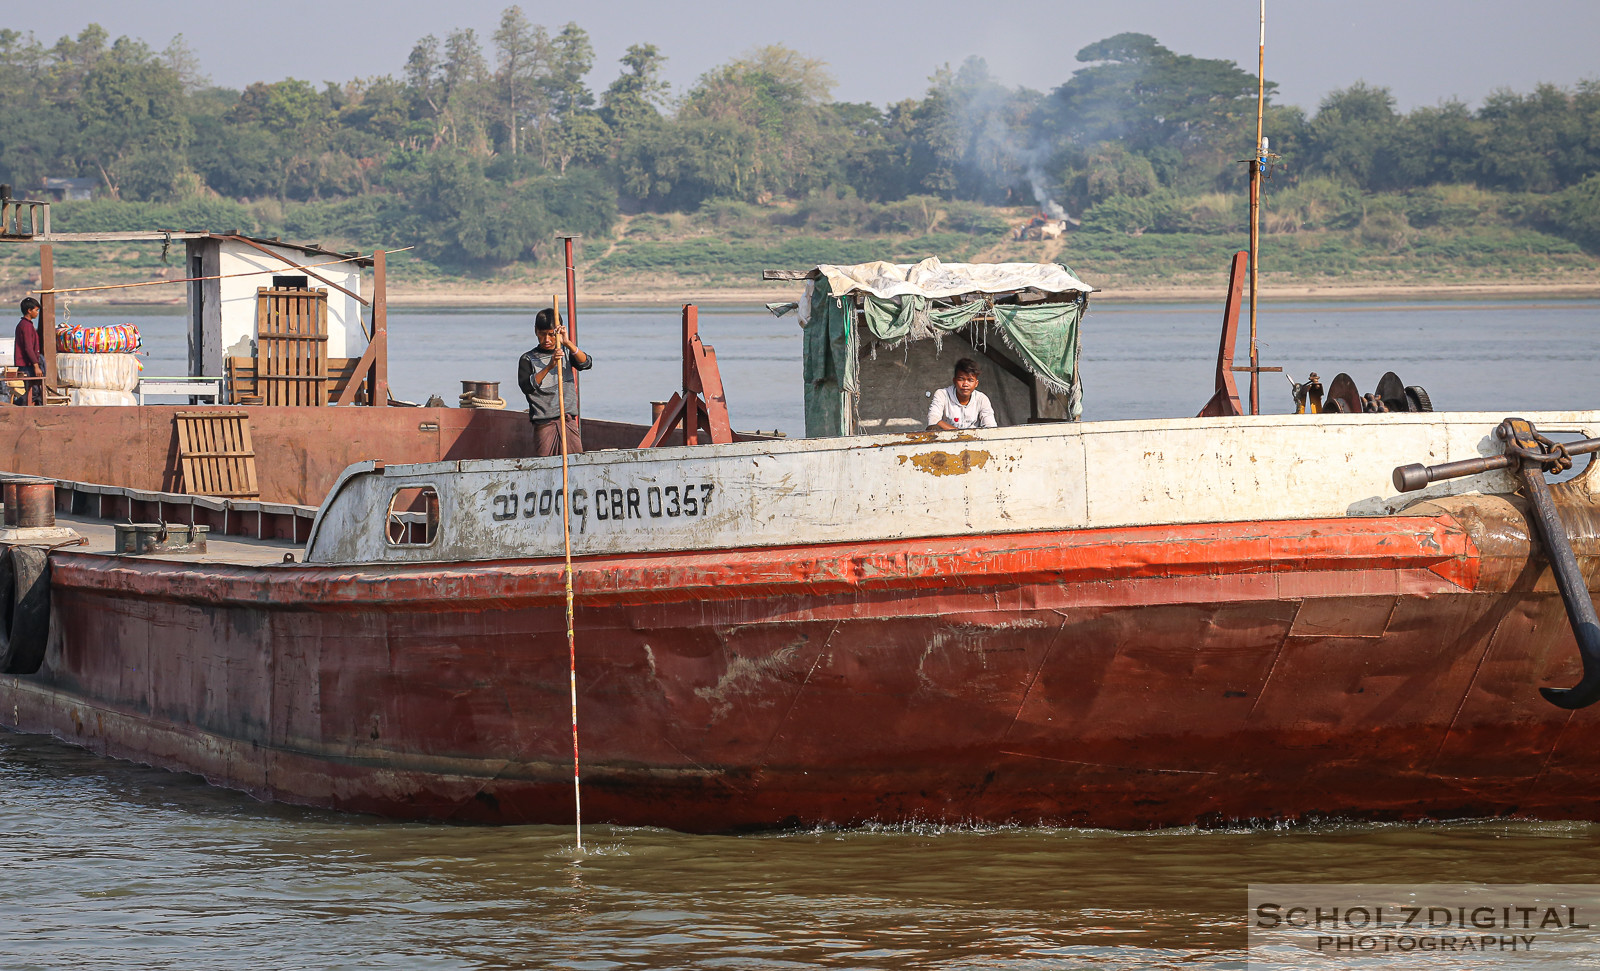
[1248,0,1265,416]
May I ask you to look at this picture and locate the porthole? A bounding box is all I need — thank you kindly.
[386,487,439,546]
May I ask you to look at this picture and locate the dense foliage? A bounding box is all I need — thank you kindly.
[2,18,1598,269]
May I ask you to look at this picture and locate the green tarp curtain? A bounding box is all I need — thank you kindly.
[990,303,1081,396]
[804,284,1086,437]
[860,295,987,341]
[803,280,854,438]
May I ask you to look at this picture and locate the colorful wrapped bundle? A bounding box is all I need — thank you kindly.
[56,322,143,354]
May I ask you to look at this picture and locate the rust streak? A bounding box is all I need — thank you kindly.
[1524,708,1578,799]
[754,622,837,773]
[898,450,992,476]
[866,431,979,448]
[997,750,1220,776]
[998,613,1070,744]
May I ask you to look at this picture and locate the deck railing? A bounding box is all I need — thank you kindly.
[0,197,49,237]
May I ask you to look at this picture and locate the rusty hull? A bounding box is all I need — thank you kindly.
[5,497,1600,833]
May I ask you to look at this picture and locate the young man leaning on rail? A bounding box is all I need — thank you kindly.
[517,308,593,456]
[927,357,997,431]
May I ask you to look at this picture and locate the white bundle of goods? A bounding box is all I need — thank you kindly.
[68,387,137,407]
[56,352,140,393]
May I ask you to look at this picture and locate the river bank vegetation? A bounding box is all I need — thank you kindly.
[1,16,1597,295]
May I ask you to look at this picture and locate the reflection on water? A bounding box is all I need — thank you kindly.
[10,298,1600,967]
[7,729,1600,970]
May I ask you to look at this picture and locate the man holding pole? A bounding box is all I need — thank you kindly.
[518,307,592,457]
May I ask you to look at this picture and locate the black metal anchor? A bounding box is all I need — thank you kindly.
[1394,418,1600,709]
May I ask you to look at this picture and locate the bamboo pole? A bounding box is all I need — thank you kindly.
[372,250,388,406]
[560,235,581,428]
[226,235,371,306]
[39,244,56,396]
[554,293,582,852]
[31,248,412,297]
[1248,0,1265,416]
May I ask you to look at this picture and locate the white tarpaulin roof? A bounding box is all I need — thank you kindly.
[816,257,1093,300]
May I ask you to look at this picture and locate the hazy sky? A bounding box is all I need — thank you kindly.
[13,0,1600,112]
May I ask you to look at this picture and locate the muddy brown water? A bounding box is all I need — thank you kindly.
[8,298,1600,969]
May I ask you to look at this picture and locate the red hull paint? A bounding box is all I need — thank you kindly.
[5,511,1599,832]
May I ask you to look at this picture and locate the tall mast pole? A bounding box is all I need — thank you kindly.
[554,292,582,853]
[558,235,581,427]
[1248,0,1265,416]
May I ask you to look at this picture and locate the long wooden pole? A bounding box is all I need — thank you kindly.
[39,244,56,395]
[227,235,371,307]
[554,293,582,851]
[1248,0,1265,416]
[33,248,412,297]
[560,236,581,427]
[372,250,388,406]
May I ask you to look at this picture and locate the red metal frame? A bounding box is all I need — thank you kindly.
[1197,250,1248,418]
[637,305,735,447]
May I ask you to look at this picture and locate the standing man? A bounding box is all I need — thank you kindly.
[14,297,43,406]
[517,307,593,456]
[927,357,997,430]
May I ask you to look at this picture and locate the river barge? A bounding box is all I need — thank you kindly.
[1,200,1599,830]
[4,401,1600,831]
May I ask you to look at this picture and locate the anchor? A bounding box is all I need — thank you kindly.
[1394,419,1600,709]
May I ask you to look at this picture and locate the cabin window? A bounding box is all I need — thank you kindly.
[272,274,309,290]
[386,487,440,546]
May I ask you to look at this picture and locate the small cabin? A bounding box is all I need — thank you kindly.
[777,258,1094,437]
[0,203,392,408]
[183,236,376,404]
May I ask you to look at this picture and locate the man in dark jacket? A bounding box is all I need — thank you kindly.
[14,297,43,405]
[516,308,592,456]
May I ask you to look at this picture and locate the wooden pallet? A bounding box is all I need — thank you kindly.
[256,287,329,406]
[175,411,259,499]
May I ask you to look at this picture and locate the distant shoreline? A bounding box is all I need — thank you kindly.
[383,279,1600,308]
[41,277,1600,310]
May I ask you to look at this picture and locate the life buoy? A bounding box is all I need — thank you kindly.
[0,546,50,674]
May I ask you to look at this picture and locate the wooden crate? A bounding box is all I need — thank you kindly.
[257,287,329,406]
[175,411,259,499]
[227,356,363,404]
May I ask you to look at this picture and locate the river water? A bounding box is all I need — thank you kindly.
[46,297,1600,431]
[8,297,1600,969]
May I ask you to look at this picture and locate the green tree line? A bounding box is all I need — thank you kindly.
[2,18,1598,267]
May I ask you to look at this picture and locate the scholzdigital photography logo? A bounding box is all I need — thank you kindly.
[1246,885,1600,968]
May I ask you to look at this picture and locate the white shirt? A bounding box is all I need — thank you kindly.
[927,385,996,429]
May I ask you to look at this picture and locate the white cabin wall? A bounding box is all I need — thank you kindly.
[214,241,365,362]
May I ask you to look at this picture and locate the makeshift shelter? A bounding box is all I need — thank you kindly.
[794,258,1093,437]
[0,192,392,408]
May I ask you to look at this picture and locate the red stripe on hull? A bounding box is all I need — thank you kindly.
[7,513,1596,832]
[44,515,1479,607]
